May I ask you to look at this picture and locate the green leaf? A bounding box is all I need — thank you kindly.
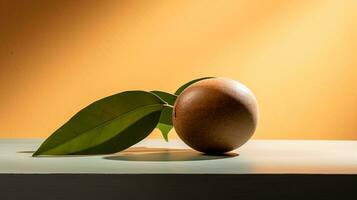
[151,91,177,105]
[158,105,173,125]
[33,91,165,156]
[157,106,173,141]
[150,91,176,141]
[174,77,214,95]
[157,123,172,142]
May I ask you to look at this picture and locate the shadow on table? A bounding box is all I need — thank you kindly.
[17,147,238,161]
[103,147,238,162]
[17,151,105,158]
[17,151,36,154]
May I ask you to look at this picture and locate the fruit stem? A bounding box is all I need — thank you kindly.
[163,104,174,109]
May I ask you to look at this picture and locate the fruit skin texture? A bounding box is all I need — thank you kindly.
[173,78,258,154]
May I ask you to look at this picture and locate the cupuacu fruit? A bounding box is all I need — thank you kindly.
[173,78,258,154]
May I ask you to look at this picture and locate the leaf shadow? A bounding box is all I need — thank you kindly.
[17,150,36,154]
[103,146,238,162]
[18,150,104,158]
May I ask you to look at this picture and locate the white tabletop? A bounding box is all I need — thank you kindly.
[0,139,356,174]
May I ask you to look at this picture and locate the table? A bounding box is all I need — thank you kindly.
[1,139,356,199]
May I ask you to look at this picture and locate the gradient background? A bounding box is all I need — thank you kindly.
[0,0,356,140]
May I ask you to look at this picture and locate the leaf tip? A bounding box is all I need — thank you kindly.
[32,151,40,157]
[163,134,169,142]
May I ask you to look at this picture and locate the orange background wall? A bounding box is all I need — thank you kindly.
[0,0,356,140]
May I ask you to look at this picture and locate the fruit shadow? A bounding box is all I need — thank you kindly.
[103,147,238,162]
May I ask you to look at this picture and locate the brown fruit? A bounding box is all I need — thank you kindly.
[173,78,258,154]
